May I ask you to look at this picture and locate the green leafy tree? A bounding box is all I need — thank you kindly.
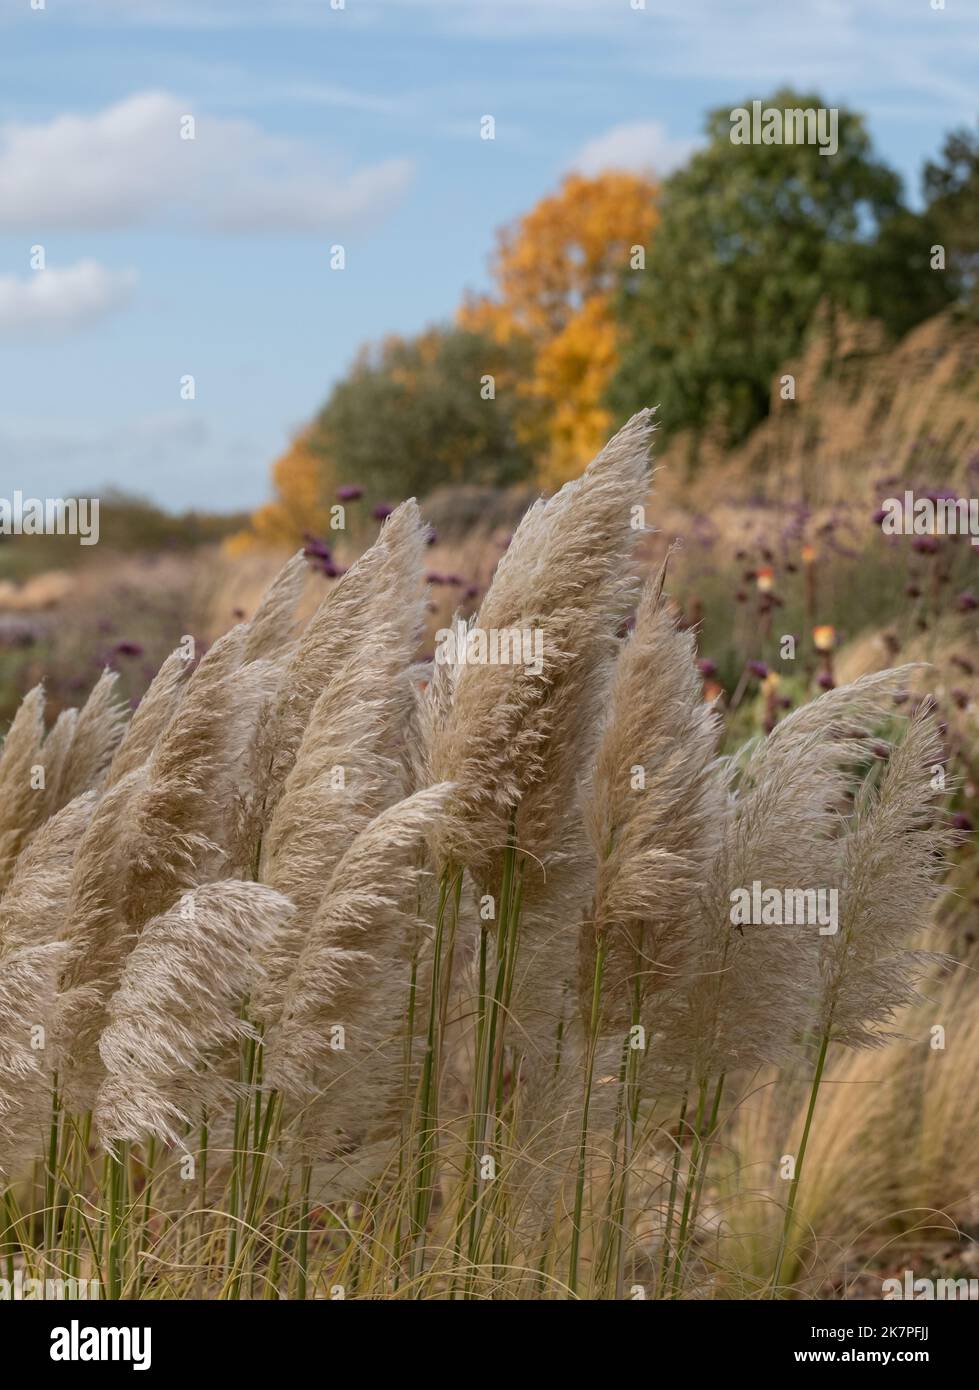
[309,326,535,502]
[608,89,953,450]
[924,123,979,309]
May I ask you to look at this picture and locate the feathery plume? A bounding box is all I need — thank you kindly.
[430,409,655,885]
[105,648,191,789]
[94,880,294,1147]
[56,768,148,1107]
[0,686,46,890]
[582,565,725,1026]
[242,550,308,663]
[429,413,657,1072]
[821,708,950,1048]
[120,626,251,926]
[647,670,920,1095]
[750,665,919,785]
[0,793,96,952]
[240,501,427,861]
[59,628,273,1108]
[260,532,427,918]
[36,707,78,820]
[0,942,68,1175]
[264,784,453,1151]
[55,670,127,806]
[257,653,418,1017]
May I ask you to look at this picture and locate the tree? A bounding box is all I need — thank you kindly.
[461,171,659,485]
[309,326,535,503]
[924,124,979,309]
[232,429,336,551]
[531,297,620,482]
[607,89,952,452]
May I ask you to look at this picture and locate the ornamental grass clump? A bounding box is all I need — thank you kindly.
[0,413,954,1300]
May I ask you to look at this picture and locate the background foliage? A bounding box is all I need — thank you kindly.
[240,92,978,546]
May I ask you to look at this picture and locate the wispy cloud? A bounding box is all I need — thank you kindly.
[0,411,269,511]
[0,92,414,234]
[0,261,137,341]
[575,121,698,178]
[17,2,975,120]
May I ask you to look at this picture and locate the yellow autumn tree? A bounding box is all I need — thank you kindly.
[228,429,335,553]
[460,170,658,486]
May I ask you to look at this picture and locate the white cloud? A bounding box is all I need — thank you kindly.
[575,121,698,178]
[0,92,414,234]
[0,261,137,341]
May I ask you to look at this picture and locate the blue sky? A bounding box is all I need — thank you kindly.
[0,0,976,512]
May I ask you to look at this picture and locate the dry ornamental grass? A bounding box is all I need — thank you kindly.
[0,413,960,1300]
